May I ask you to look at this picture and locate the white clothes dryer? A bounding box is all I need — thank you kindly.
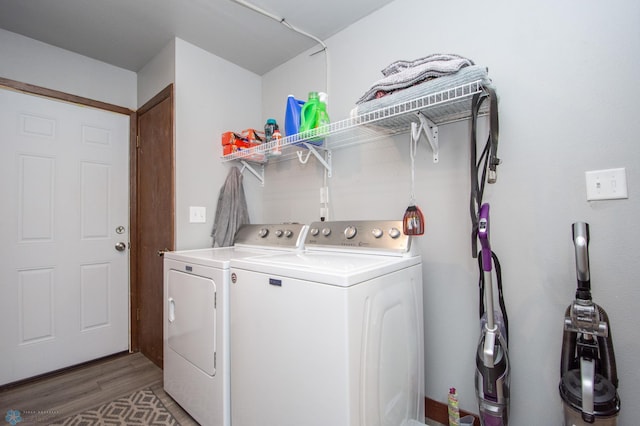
[162,223,307,426]
[229,220,425,426]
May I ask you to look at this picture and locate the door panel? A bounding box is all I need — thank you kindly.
[168,270,217,376]
[136,86,174,368]
[0,88,130,385]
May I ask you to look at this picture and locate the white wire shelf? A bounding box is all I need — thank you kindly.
[221,79,488,165]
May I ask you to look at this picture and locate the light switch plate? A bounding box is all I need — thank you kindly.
[189,206,206,223]
[585,168,628,201]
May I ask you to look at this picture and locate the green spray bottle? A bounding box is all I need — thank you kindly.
[299,91,319,134]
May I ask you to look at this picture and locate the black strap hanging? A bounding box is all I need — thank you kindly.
[477,249,509,344]
[470,86,500,257]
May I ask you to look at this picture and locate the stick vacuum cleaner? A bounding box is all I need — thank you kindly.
[559,222,620,425]
[475,203,510,425]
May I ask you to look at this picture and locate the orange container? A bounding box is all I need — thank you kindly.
[241,128,265,144]
[221,131,243,146]
[221,129,264,158]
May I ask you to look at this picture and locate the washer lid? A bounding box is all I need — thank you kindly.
[164,247,237,268]
[163,245,301,269]
[230,251,421,287]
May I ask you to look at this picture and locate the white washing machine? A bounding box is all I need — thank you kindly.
[162,223,308,426]
[229,220,425,426]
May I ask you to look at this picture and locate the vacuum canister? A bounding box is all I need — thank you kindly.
[560,370,619,425]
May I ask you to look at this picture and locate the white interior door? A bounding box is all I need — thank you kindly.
[0,88,130,385]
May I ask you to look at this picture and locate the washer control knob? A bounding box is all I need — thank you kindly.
[275,229,284,238]
[310,228,319,236]
[389,227,401,239]
[259,228,269,238]
[322,227,332,237]
[372,228,384,238]
[285,229,294,238]
[344,225,357,239]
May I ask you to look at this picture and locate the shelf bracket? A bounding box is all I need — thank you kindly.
[239,160,264,186]
[296,144,332,177]
[412,112,439,163]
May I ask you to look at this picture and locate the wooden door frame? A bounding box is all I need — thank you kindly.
[0,76,139,350]
[131,84,175,353]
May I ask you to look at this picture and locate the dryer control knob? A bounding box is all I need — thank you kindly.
[275,229,284,238]
[372,228,383,238]
[344,226,357,239]
[322,227,332,236]
[310,228,319,236]
[285,229,293,238]
[389,227,401,239]
[259,228,269,238]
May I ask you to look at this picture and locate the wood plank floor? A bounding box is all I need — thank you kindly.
[0,352,198,425]
[0,351,447,426]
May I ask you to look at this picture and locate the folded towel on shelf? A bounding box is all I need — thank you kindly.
[352,65,491,118]
[381,53,474,77]
[211,166,250,247]
[356,53,475,104]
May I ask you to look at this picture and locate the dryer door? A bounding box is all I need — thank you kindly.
[167,270,217,376]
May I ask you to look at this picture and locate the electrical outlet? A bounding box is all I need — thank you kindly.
[585,168,628,201]
[189,206,207,223]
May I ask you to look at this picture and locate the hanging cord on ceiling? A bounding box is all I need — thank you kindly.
[322,151,329,221]
[231,0,331,220]
[230,0,329,92]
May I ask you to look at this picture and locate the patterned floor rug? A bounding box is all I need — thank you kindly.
[52,388,179,425]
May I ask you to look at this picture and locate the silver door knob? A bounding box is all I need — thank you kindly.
[115,242,127,252]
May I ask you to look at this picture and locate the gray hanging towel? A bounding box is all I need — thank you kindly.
[211,166,250,247]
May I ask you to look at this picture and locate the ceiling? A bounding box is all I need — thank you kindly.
[0,0,395,75]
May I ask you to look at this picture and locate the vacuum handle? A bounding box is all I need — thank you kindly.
[478,203,492,272]
[572,222,590,290]
[478,203,496,332]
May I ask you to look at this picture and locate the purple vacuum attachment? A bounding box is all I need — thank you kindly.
[478,203,492,272]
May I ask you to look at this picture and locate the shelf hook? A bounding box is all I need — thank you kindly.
[412,112,439,163]
[296,149,313,164]
[296,144,332,177]
[239,160,265,186]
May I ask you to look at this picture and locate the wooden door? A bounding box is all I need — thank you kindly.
[134,85,174,368]
[0,87,130,385]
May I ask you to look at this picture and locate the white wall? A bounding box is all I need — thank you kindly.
[137,39,176,108]
[173,38,262,249]
[0,29,136,109]
[137,37,262,250]
[261,0,640,424]
[3,2,638,422]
